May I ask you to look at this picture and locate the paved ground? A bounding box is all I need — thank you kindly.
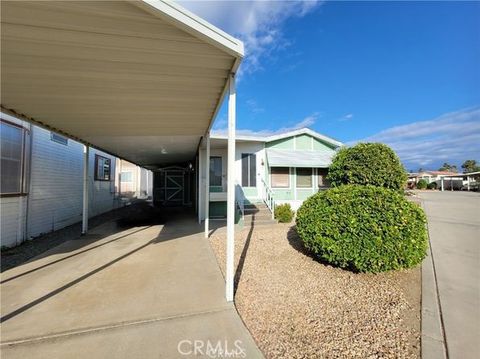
[418,191,480,359]
[0,211,262,358]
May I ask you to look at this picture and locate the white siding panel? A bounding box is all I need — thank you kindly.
[0,196,27,247]
[26,126,119,239]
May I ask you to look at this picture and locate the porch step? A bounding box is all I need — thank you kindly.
[242,202,277,226]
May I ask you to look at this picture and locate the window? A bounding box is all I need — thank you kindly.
[50,132,68,145]
[120,171,133,182]
[210,156,222,186]
[271,167,289,188]
[94,154,111,181]
[241,153,256,187]
[317,168,330,188]
[297,168,312,188]
[1,121,27,195]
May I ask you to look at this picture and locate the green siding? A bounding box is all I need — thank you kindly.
[209,202,226,217]
[271,189,295,200]
[209,186,223,192]
[208,201,242,224]
[243,187,258,198]
[313,137,336,150]
[266,137,294,149]
[295,134,312,150]
[296,189,315,201]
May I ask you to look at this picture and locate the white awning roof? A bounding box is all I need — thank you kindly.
[1,1,243,168]
[266,149,335,168]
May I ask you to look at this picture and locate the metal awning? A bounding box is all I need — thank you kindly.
[266,148,335,168]
[1,0,243,167]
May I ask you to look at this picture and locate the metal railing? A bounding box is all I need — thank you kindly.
[235,183,245,224]
[261,178,276,220]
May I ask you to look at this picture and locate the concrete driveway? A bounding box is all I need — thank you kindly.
[0,212,263,358]
[419,191,480,359]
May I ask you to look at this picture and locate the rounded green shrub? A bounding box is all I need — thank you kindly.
[416,179,428,189]
[427,182,437,190]
[274,203,294,223]
[295,185,428,273]
[327,143,407,190]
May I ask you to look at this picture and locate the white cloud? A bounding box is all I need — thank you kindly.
[246,99,265,114]
[354,107,480,170]
[212,111,319,136]
[339,113,354,122]
[179,0,322,75]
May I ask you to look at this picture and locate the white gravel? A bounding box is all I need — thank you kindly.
[209,223,420,359]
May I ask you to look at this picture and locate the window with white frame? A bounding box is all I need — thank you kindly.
[296,168,312,188]
[317,168,330,188]
[94,154,111,181]
[241,153,256,187]
[1,121,28,195]
[209,156,222,186]
[271,167,289,188]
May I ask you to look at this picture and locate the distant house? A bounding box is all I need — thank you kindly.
[407,170,465,189]
[195,128,342,221]
[0,113,152,247]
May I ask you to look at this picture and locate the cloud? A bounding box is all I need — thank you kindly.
[179,0,323,75]
[212,111,319,137]
[354,107,480,170]
[246,99,265,114]
[339,113,354,122]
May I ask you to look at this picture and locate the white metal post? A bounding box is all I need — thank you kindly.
[82,145,89,235]
[226,73,236,302]
[467,176,470,191]
[441,177,444,191]
[204,133,210,238]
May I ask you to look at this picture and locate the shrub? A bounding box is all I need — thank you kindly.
[427,182,437,190]
[327,143,407,190]
[295,185,428,273]
[274,203,294,223]
[416,179,428,189]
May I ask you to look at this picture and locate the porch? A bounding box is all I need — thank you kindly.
[0,210,262,357]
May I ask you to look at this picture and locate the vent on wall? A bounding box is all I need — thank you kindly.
[50,132,68,145]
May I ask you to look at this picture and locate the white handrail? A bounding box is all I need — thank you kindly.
[261,178,276,220]
[235,183,245,223]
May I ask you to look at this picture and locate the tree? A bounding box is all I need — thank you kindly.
[438,162,457,172]
[461,160,480,173]
[327,143,407,190]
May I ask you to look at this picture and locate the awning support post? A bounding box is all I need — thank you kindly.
[226,73,236,302]
[441,177,444,191]
[82,145,89,235]
[467,176,470,191]
[204,133,210,238]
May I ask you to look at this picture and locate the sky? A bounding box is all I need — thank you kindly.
[179,0,480,171]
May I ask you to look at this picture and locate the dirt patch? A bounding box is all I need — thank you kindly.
[209,223,421,358]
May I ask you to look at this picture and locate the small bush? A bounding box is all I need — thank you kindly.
[327,143,407,190]
[416,179,428,189]
[296,185,428,273]
[274,203,294,223]
[427,182,437,190]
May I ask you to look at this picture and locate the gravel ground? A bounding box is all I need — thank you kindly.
[209,223,421,359]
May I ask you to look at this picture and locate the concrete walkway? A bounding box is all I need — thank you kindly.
[419,191,480,359]
[0,212,263,358]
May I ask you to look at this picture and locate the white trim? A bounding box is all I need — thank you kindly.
[82,145,89,235]
[136,1,244,58]
[204,134,210,238]
[226,74,236,302]
[211,127,343,148]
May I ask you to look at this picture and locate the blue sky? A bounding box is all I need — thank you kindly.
[180,1,480,171]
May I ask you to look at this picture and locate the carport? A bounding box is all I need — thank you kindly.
[1,0,243,301]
